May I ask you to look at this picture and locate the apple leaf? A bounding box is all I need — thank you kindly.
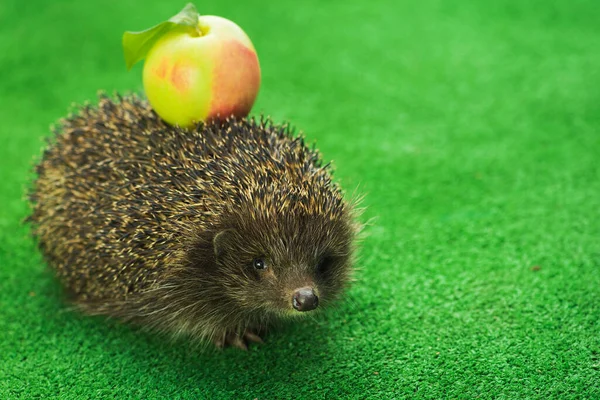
[122,3,200,70]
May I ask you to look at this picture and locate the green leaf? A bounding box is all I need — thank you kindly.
[122,3,200,70]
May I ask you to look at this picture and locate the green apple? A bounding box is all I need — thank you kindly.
[123,4,261,127]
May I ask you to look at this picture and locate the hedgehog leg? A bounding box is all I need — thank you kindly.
[226,332,248,350]
[215,329,264,350]
[243,330,264,344]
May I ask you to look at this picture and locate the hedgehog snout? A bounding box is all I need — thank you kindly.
[292,287,319,312]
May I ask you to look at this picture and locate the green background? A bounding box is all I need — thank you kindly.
[1,0,599,398]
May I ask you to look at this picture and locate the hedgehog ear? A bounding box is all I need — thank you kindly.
[213,229,238,260]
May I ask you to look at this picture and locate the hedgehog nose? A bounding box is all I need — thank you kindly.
[292,287,319,312]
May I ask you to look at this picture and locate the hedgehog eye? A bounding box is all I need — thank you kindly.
[316,255,335,275]
[252,258,267,270]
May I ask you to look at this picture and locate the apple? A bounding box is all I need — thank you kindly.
[123,4,261,127]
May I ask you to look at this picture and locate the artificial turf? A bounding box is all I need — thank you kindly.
[1,0,599,398]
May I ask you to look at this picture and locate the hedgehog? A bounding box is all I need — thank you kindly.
[27,94,361,349]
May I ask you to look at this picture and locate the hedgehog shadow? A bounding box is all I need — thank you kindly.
[95,313,332,394]
[41,275,333,391]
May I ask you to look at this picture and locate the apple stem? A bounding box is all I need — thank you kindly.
[195,20,209,37]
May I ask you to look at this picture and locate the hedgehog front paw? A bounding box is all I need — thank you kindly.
[214,329,264,350]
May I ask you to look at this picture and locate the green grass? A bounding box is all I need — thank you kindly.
[1,0,599,398]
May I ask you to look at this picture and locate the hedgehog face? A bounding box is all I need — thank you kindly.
[212,213,354,317]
